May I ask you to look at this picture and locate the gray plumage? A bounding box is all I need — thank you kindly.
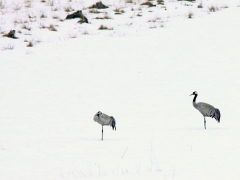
[190,91,220,129]
[93,111,116,140]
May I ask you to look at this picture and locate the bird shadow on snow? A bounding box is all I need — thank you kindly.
[79,137,125,142]
[183,127,227,131]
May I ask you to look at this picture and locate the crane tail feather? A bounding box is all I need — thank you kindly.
[214,108,220,122]
[110,116,116,131]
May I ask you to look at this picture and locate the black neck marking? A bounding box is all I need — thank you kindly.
[193,94,198,102]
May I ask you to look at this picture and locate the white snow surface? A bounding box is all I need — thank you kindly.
[1,0,240,179]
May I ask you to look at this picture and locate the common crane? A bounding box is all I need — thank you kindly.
[190,91,220,129]
[93,111,116,140]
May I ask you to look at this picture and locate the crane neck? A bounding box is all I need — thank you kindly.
[193,94,198,103]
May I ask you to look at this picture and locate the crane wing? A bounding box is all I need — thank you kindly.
[197,102,220,122]
[94,113,112,125]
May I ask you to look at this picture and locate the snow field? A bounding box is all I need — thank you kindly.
[1,0,240,180]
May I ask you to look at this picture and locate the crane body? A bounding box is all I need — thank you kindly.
[93,111,116,140]
[190,91,220,129]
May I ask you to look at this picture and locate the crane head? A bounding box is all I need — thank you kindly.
[97,111,102,117]
[190,91,198,96]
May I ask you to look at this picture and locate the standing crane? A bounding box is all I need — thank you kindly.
[190,91,220,129]
[93,111,116,140]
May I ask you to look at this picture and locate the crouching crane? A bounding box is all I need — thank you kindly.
[190,91,220,129]
[93,111,116,140]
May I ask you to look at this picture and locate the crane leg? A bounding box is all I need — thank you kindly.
[204,118,206,129]
[101,126,103,141]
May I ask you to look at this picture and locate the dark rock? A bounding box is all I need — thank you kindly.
[78,11,88,23]
[3,30,18,39]
[89,1,109,9]
[66,10,88,23]
[66,10,81,19]
[141,2,156,7]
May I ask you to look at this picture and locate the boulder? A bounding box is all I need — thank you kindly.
[66,10,88,23]
[89,1,109,9]
[141,2,156,7]
[3,30,18,39]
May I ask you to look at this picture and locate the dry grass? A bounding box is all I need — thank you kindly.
[157,0,164,5]
[64,5,74,12]
[89,9,101,14]
[1,43,15,50]
[148,17,164,28]
[52,14,59,19]
[197,1,203,8]
[136,12,142,17]
[39,11,48,18]
[11,2,22,11]
[148,18,156,23]
[68,31,78,38]
[39,22,48,29]
[209,5,219,12]
[82,29,89,35]
[46,0,54,6]
[221,5,229,9]
[14,18,28,25]
[49,24,57,31]
[95,13,112,20]
[149,23,157,29]
[51,6,60,11]
[25,38,41,47]
[25,0,32,8]
[0,0,232,46]
[188,11,194,18]
[28,13,36,19]
[22,23,31,31]
[125,0,133,3]
[26,41,34,47]
[0,0,5,9]
[98,25,113,30]
[141,2,156,7]
[114,7,125,15]
[178,0,195,2]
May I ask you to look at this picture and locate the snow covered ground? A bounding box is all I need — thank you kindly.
[1,0,240,179]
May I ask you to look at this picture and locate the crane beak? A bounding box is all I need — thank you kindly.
[190,93,193,96]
